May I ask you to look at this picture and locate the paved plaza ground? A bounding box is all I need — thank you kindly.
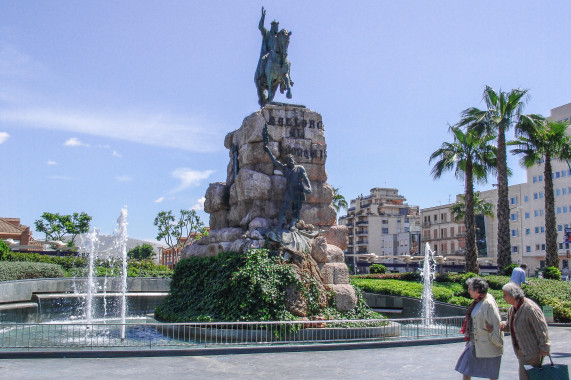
[1,326,570,379]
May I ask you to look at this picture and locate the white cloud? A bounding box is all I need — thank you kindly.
[154,197,165,203]
[0,107,222,152]
[115,175,132,182]
[47,160,57,165]
[171,168,214,193]
[191,197,206,211]
[0,132,9,144]
[64,137,89,147]
[0,45,46,78]
[112,150,122,158]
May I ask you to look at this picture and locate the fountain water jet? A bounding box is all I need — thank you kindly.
[114,206,129,340]
[420,242,436,326]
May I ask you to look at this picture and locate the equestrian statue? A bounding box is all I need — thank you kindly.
[254,7,294,107]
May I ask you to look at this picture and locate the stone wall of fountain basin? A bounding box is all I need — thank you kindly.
[0,277,171,323]
[363,292,467,319]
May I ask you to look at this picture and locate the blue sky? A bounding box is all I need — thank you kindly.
[1,1,570,243]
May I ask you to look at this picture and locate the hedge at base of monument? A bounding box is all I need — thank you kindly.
[154,249,380,323]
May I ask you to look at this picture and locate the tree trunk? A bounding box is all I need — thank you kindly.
[544,154,560,268]
[464,159,479,274]
[496,125,511,272]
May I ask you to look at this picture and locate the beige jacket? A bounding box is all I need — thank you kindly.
[505,298,550,362]
[472,293,503,357]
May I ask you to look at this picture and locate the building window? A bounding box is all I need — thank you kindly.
[558,207,562,214]
[533,176,537,183]
[542,244,546,251]
[512,246,518,253]
[541,226,545,233]
[563,260,569,269]
[536,244,540,251]
[556,171,561,178]
[510,197,517,205]
[559,243,564,250]
[540,260,545,268]
[565,206,568,213]
[534,193,538,200]
[524,195,529,202]
[534,210,539,217]
[382,220,388,224]
[512,229,518,237]
[525,212,530,219]
[526,228,530,235]
[540,209,544,216]
[564,188,568,195]
[539,192,544,199]
[382,228,389,234]
[535,227,540,234]
[510,213,517,221]
[557,189,561,196]
[526,246,531,253]
[559,225,563,231]
[564,171,568,178]
[539,175,543,181]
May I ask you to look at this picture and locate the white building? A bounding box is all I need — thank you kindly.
[339,188,421,270]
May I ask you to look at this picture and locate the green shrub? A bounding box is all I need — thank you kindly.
[156,249,325,322]
[0,261,65,281]
[523,278,571,322]
[0,240,10,256]
[483,275,510,290]
[502,263,518,276]
[541,266,562,280]
[369,264,387,274]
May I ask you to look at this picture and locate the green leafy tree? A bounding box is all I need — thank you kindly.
[510,116,571,268]
[430,125,497,274]
[34,212,92,246]
[332,187,348,213]
[154,209,205,256]
[127,243,156,260]
[459,86,528,271]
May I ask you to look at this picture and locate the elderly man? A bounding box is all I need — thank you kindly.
[510,263,528,286]
[500,282,550,380]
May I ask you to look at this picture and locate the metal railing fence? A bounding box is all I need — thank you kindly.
[0,316,463,351]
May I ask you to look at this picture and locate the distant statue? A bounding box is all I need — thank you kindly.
[254,7,294,107]
[263,125,311,229]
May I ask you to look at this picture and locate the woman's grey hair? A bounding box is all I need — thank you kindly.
[466,277,489,294]
[502,282,525,300]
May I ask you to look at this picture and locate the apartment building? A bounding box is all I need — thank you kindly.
[420,202,466,264]
[338,188,421,262]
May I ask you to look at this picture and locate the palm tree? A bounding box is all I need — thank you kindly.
[429,126,497,274]
[332,187,349,213]
[449,192,495,222]
[450,192,495,259]
[511,115,571,268]
[459,86,528,271]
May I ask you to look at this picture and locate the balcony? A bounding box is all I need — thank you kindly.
[360,203,372,208]
[356,240,368,246]
[347,231,354,236]
[423,221,431,227]
[356,221,369,226]
[356,230,368,236]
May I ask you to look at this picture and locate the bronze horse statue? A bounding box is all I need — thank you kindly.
[255,29,294,107]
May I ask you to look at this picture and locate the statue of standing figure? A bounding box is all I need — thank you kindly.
[254,7,294,107]
[263,125,311,229]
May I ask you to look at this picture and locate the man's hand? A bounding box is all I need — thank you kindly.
[485,322,493,332]
[500,321,507,331]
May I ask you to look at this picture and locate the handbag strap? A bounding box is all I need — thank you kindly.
[539,354,555,369]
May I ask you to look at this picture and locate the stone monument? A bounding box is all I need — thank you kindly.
[181,8,356,313]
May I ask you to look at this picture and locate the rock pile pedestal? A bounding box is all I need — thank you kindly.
[182,104,356,311]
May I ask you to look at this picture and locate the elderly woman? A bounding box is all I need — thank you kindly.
[500,282,550,380]
[455,277,503,380]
